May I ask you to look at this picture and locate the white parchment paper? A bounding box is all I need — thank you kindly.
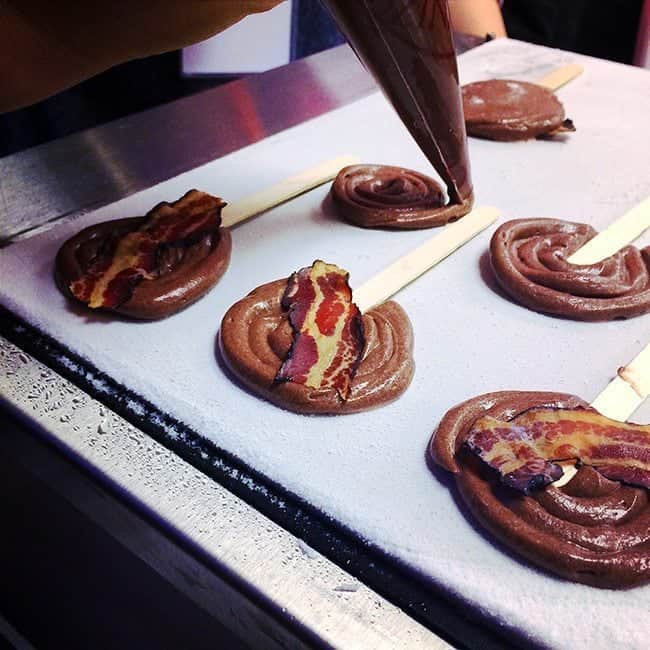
[2,40,649,648]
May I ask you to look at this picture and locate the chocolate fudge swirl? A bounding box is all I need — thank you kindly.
[219,279,414,414]
[331,164,473,229]
[430,391,650,588]
[56,214,231,320]
[490,218,650,320]
[462,80,572,141]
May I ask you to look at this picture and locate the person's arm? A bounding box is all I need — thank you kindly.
[448,0,507,38]
[0,1,283,113]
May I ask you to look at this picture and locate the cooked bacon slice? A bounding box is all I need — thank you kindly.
[466,407,650,494]
[70,190,225,309]
[275,260,365,400]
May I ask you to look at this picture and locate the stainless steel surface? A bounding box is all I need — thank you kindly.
[0,45,375,241]
[0,335,449,649]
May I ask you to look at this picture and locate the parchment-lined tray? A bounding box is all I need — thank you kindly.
[2,40,649,648]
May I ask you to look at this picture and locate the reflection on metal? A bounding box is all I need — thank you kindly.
[0,45,375,241]
[0,335,448,649]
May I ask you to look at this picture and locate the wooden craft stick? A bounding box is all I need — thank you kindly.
[567,196,650,265]
[591,342,650,421]
[353,206,500,313]
[221,155,359,228]
[536,64,584,91]
[555,342,650,486]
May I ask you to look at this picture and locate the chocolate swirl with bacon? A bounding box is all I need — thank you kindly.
[56,190,231,320]
[331,164,473,229]
[490,218,650,320]
[219,278,414,414]
[429,391,650,588]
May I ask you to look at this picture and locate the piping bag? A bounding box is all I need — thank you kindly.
[321,0,473,209]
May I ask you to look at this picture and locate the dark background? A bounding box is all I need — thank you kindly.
[502,0,644,65]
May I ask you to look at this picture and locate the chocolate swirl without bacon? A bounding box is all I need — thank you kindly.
[430,391,650,588]
[219,279,414,414]
[462,80,573,141]
[55,192,231,320]
[331,164,473,229]
[490,218,650,320]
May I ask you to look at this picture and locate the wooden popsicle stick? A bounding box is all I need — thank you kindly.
[591,342,650,421]
[555,342,650,486]
[353,206,500,313]
[536,64,584,91]
[567,196,650,265]
[221,155,359,228]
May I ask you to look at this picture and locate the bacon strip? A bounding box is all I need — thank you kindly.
[70,190,225,309]
[274,260,365,400]
[466,408,650,494]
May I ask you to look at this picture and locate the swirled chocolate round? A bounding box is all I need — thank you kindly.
[429,391,650,588]
[490,218,650,320]
[55,192,231,320]
[462,80,573,141]
[330,164,473,229]
[219,279,415,414]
